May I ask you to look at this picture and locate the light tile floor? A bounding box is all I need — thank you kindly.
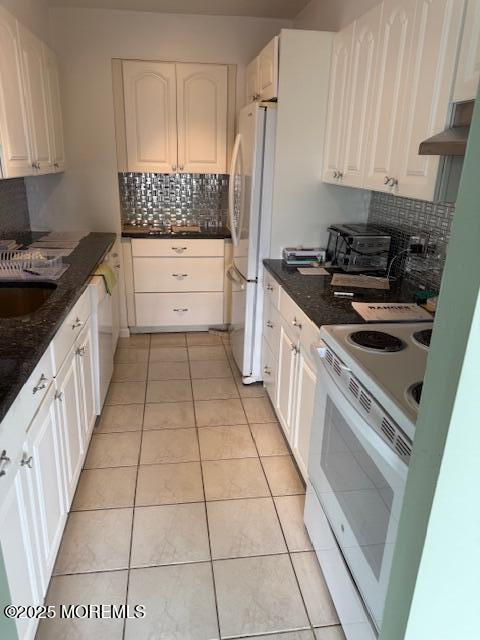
[36,332,346,640]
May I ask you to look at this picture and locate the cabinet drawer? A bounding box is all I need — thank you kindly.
[135,292,224,327]
[131,239,224,258]
[263,269,281,309]
[51,289,91,375]
[133,257,224,293]
[263,299,281,356]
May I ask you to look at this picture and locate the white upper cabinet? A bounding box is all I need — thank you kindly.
[18,24,52,174]
[322,22,355,184]
[454,0,480,101]
[342,5,382,188]
[364,0,417,193]
[43,45,65,172]
[123,61,229,174]
[246,35,279,102]
[246,57,260,102]
[0,6,32,178]
[123,61,178,173]
[176,63,228,173]
[395,0,463,200]
[258,36,279,101]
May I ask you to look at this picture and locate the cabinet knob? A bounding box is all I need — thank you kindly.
[55,391,64,402]
[290,344,299,354]
[54,162,59,169]
[263,366,272,376]
[76,346,86,357]
[0,450,11,478]
[173,308,188,313]
[33,373,48,394]
[112,253,119,258]
[20,454,33,469]
[266,284,274,292]
[384,175,391,185]
[172,164,177,172]
[292,317,302,330]
[337,171,343,179]
[333,171,338,179]
[266,320,274,329]
[178,164,184,171]
[388,177,398,187]
[72,318,83,329]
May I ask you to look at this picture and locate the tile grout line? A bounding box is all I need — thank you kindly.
[122,332,151,640]
[187,336,223,640]
[237,381,316,635]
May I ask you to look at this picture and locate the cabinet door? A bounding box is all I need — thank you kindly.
[18,24,52,174]
[0,7,32,178]
[364,0,417,193]
[76,319,96,444]
[55,347,84,508]
[262,336,277,404]
[0,472,41,640]
[258,36,279,101]
[43,45,65,172]
[292,352,316,481]
[246,57,259,102]
[454,0,480,101]
[275,325,297,442]
[395,0,463,200]
[322,23,355,184]
[123,60,177,173]
[342,6,381,188]
[176,63,228,173]
[23,386,67,595]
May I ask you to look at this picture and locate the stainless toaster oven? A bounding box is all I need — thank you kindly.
[326,224,391,272]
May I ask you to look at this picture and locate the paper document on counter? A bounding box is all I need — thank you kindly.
[352,302,433,322]
[297,267,329,275]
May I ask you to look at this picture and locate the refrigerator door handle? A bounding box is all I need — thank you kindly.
[228,133,243,247]
[226,264,246,290]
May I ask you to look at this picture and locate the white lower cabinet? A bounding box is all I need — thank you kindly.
[0,471,41,640]
[275,326,298,442]
[22,385,67,594]
[291,351,317,479]
[76,320,97,443]
[262,269,320,481]
[55,344,85,509]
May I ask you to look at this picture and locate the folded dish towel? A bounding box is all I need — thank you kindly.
[93,262,117,295]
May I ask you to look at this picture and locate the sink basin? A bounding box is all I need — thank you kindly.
[0,282,57,318]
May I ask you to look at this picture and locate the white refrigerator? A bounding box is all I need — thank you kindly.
[227,103,277,383]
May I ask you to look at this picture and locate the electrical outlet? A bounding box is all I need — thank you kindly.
[408,233,429,255]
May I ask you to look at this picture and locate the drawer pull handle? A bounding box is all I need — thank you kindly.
[266,321,274,329]
[0,450,11,478]
[20,455,33,469]
[292,317,303,330]
[72,318,82,329]
[33,374,48,394]
[172,246,187,254]
[76,346,86,357]
[291,344,299,354]
[263,366,272,376]
[55,391,64,402]
[173,308,188,313]
[172,273,188,279]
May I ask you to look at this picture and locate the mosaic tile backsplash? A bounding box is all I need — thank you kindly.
[0,178,30,238]
[368,191,455,291]
[119,172,229,229]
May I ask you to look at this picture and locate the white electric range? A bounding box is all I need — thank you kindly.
[304,322,433,640]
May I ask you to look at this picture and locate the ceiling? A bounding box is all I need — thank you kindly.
[46,0,312,19]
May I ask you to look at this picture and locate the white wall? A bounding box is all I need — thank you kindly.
[0,0,51,45]
[26,7,290,233]
[293,0,381,31]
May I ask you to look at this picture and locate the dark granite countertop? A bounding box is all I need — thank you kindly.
[121,224,231,239]
[263,259,421,328]
[0,232,116,423]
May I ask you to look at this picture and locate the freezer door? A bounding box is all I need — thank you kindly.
[227,264,257,378]
[230,104,266,281]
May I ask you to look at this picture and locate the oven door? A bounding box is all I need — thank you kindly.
[309,355,408,631]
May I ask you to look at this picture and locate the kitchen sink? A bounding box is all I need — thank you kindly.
[0,282,57,318]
